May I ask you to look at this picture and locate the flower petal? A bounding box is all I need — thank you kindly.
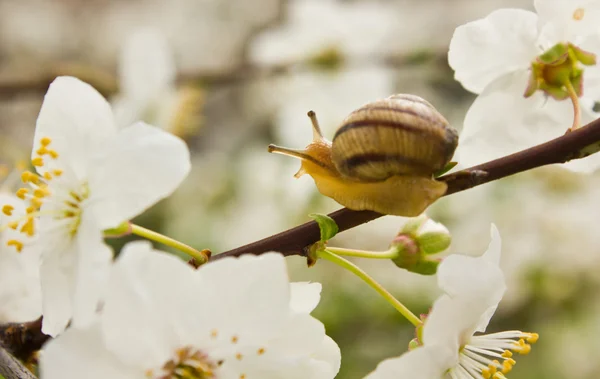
[195,253,291,342]
[34,76,118,178]
[423,295,477,347]
[70,216,113,329]
[290,282,322,313]
[86,122,191,229]
[437,226,505,305]
[101,241,196,366]
[535,0,600,42]
[456,70,562,168]
[0,194,41,323]
[579,34,600,100]
[40,325,138,379]
[119,28,175,104]
[40,236,77,337]
[312,336,342,378]
[448,9,539,94]
[363,344,456,379]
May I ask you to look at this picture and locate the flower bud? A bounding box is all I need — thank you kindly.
[390,216,450,275]
[415,219,451,255]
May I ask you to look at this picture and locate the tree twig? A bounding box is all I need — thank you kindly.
[213,116,600,260]
[0,345,36,379]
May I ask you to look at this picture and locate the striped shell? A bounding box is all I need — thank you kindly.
[331,94,458,182]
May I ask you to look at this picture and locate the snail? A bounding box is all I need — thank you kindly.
[268,94,459,216]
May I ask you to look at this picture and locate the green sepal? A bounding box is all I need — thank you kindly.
[434,161,458,177]
[417,231,452,255]
[570,43,597,66]
[410,259,440,275]
[309,213,339,241]
[537,42,568,65]
[408,338,420,351]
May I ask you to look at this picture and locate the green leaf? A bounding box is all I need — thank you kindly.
[309,213,339,241]
[434,161,457,177]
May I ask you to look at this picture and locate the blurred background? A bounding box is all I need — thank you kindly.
[1,0,599,378]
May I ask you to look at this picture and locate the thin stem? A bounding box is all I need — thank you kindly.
[565,79,581,132]
[317,249,421,326]
[326,246,398,259]
[130,224,210,264]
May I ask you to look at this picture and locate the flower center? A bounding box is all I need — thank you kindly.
[525,42,596,100]
[149,347,217,379]
[1,137,89,251]
[449,331,539,379]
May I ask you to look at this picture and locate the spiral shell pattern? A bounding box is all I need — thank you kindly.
[331,94,458,182]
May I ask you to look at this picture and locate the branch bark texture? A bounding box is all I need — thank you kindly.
[214,117,600,260]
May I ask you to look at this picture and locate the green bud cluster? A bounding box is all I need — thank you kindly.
[390,216,451,275]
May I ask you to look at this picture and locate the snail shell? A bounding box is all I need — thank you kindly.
[268,94,458,216]
[332,94,458,181]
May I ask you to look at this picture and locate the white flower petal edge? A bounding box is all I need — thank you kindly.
[41,246,341,379]
[34,76,117,177]
[448,8,539,94]
[290,282,323,313]
[364,344,457,379]
[86,121,191,229]
[437,225,504,300]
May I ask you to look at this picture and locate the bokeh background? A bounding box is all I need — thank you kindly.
[1,0,599,378]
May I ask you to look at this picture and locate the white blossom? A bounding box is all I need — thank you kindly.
[365,226,538,379]
[449,2,600,173]
[112,28,180,130]
[40,246,341,379]
[0,193,41,322]
[4,76,190,336]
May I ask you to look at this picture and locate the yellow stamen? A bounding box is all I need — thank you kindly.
[33,187,50,198]
[501,350,513,358]
[40,137,52,146]
[30,197,43,209]
[36,147,48,156]
[502,358,516,374]
[482,368,491,379]
[16,188,29,200]
[7,239,23,252]
[52,169,63,177]
[2,205,14,216]
[31,157,44,167]
[7,221,19,230]
[43,172,52,180]
[573,7,585,20]
[513,339,531,354]
[48,150,59,159]
[26,206,35,214]
[20,217,35,237]
[526,333,539,343]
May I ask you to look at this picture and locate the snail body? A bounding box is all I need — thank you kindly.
[268,94,458,216]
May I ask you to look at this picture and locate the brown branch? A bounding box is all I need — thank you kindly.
[0,317,49,366]
[0,345,36,379]
[213,116,600,260]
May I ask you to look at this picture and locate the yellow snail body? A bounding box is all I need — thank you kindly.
[268,94,459,216]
